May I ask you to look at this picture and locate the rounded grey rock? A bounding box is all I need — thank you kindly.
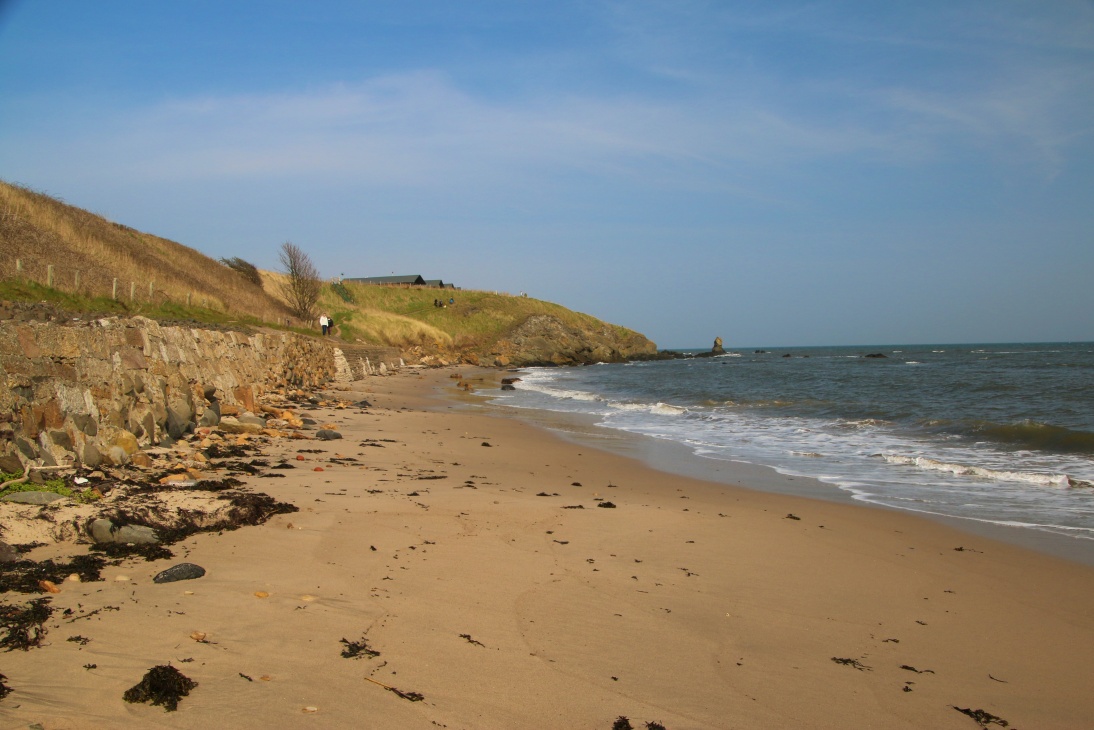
[316,429,343,440]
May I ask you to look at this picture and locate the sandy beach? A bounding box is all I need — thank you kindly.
[2,367,1093,729]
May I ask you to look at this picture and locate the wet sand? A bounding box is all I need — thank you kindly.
[2,367,1093,729]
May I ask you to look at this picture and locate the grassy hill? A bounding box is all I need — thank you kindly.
[0,180,656,363]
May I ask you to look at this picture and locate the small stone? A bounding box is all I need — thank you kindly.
[153,563,207,584]
[254,591,269,598]
[316,429,343,440]
[38,580,61,593]
[67,573,81,582]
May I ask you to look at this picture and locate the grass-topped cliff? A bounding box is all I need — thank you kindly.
[0,180,656,365]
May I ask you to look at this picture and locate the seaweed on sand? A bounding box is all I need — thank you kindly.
[340,636,380,659]
[951,706,1010,728]
[611,719,667,730]
[0,554,107,594]
[831,657,871,671]
[0,597,53,651]
[202,443,257,460]
[219,491,299,526]
[222,461,263,476]
[96,488,298,547]
[0,671,10,700]
[90,542,174,562]
[122,664,197,711]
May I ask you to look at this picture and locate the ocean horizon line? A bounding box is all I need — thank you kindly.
[658,339,1094,352]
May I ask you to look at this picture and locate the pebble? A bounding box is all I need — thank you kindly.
[153,563,207,584]
[316,429,343,440]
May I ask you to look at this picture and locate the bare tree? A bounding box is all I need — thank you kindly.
[278,242,322,321]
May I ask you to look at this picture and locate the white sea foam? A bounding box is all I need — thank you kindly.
[490,351,1094,542]
[879,454,1072,487]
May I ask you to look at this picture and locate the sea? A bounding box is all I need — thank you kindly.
[485,342,1094,550]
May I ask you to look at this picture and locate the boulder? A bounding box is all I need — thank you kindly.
[90,518,159,544]
[218,417,263,435]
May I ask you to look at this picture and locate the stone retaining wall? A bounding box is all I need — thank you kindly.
[0,316,355,472]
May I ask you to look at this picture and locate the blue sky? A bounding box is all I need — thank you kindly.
[1,1,1092,348]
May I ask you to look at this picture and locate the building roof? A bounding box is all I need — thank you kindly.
[344,275,426,286]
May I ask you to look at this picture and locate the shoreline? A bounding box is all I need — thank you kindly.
[1,367,1092,728]
[458,368,1094,568]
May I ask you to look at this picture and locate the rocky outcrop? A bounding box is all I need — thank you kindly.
[0,315,345,471]
[482,314,658,367]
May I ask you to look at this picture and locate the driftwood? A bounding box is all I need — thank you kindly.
[363,675,424,702]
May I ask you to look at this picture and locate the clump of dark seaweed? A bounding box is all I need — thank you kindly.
[459,633,485,647]
[831,657,871,671]
[0,671,11,700]
[90,542,174,562]
[122,664,197,712]
[340,636,380,659]
[90,487,297,549]
[203,443,257,460]
[597,501,617,508]
[0,598,53,651]
[611,719,667,730]
[0,554,107,594]
[951,706,1010,728]
[220,492,299,526]
[221,461,262,475]
[188,478,245,493]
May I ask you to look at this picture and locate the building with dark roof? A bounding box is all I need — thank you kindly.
[344,275,426,286]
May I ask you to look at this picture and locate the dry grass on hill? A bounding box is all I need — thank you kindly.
[0,181,290,323]
[0,180,653,357]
